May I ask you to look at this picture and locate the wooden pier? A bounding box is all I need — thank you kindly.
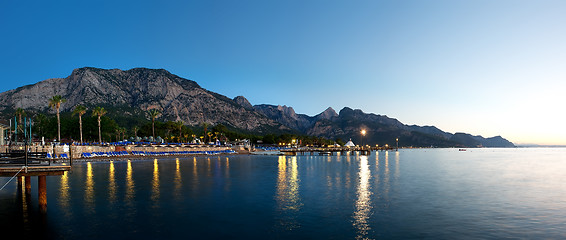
[0,151,71,213]
[281,146,396,156]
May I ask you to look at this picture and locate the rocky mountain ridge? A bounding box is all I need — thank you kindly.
[0,67,286,133]
[0,67,514,147]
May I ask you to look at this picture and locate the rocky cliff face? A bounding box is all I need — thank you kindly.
[233,96,253,110]
[253,104,315,132]
[315,107,338,121]
[0,67,285,132]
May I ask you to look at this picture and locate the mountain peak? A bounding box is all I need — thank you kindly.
[315,107,338,120]
[233,96,253,110]
[276,105,296,116]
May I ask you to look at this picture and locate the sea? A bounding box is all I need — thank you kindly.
[2,148,566,239]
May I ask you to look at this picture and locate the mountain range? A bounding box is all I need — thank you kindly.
[0,67,514,148]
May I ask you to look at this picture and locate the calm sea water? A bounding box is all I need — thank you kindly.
[2,148,566,239]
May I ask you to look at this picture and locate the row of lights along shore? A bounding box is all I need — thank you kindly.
[360,129,399,150]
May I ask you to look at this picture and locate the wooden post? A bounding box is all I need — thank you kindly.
[25,140,28,166]
[38,175,47,213]
[69,144,73,167]
[25,176,31,194]
[17,176,23,188]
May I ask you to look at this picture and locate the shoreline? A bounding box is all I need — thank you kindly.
[53,149,252,163]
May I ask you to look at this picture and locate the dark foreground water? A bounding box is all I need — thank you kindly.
[2,148,566,239]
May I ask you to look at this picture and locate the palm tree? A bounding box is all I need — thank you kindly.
[207,132,213,144]
[35,113,47,137]
[120,127,126,141]
[72,105,87,144]
[115,128,120,142]
[48,95,67,142]
[133,126,139,138]
[202,122,208,140]
[92,107,107,143]
[115,127,126,142]
[175,121,184,142]
[15,108,25,141]
[148,109,160,137]
[15,108,25,124]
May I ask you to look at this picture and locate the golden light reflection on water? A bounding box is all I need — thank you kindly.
[385,150,390,174]
[224,157,231,191]
[207,157,211,176]
[152,159,160,205]
[126,160,135,203]
[59,171,70,212]
[193,157,197,175]
[85,162,95,213]
[192,157,199,192]
[225,157,230,175]
[289,157,300,211]
[174,159,182,198]
[375,152,379,170]
[20,180,30,225]
[277,156,286,196]
[108,161,117,203]
[276,156,302,230]
[345,156,352,189]
[395,151,400,180]
[384,151,390,196]
[354,155,372,240]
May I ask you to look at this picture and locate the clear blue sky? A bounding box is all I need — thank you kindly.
[1,0,566,145]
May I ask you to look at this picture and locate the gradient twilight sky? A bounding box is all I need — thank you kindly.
[1,1,565,145]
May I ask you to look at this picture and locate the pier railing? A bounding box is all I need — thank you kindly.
[0,151,50,166]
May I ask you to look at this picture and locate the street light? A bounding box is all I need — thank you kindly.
[396,138,399,151]
[360,129,366,149]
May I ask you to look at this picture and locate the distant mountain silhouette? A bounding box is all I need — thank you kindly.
[0,67,514,147]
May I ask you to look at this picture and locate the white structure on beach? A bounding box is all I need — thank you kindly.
[345,139,355,147]
[0,122,8,145]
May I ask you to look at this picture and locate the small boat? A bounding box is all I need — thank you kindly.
[459,149,466,151]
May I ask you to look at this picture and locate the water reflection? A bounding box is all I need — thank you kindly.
[20,179,30,226]
[385,151,390,176]
[174,159,182,199]
[126,160,135,204]
[225,157,230,176]
[108,161,117,204]
[59,171,71,217]
[193,157,197,177]
[384,151,390,196]
[353,155,372,240]
[346,156,352,189]
[224,157,231,191]
[207,157,211,176]
[277,156,286,200]
[192,157,198,193]
[85,162,95,213]
[395,151,400,180]
[276,156,302,230]
[152,159,160,206]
